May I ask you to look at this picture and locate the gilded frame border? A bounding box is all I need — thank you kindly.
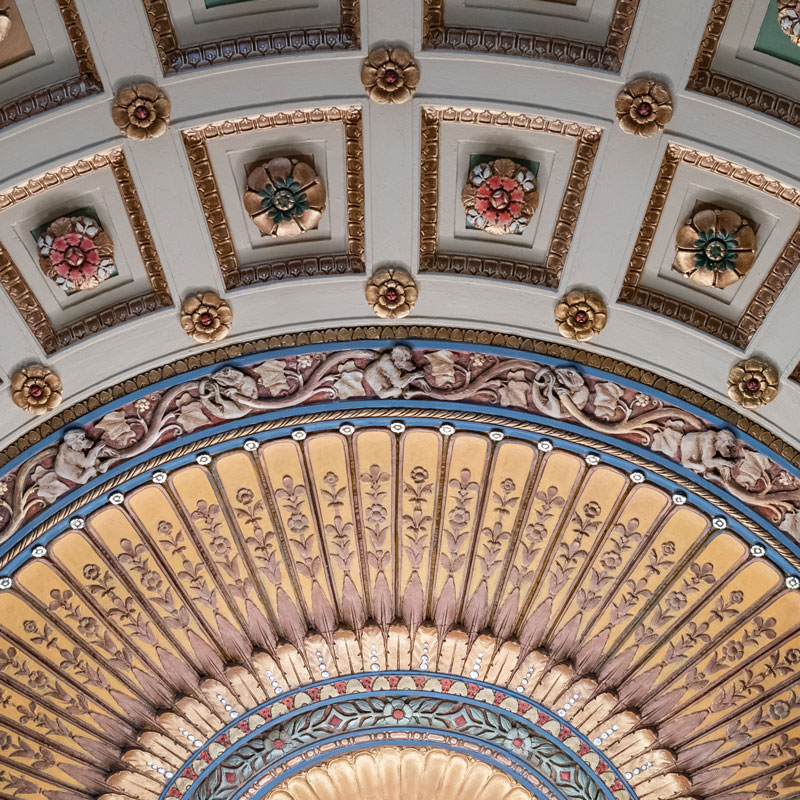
[0,0,103,132]
[142,0,360,76]
[687,0,800,129]
[618,143,800,349]
[181,106,366,291]
[422,0,640,72]
[418,106,601,289]
[0,149,172,356]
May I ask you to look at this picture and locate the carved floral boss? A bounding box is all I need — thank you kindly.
[244,157,327,238]
[674,208,756,289]
[461,158,539,236]
[36,215,115,293]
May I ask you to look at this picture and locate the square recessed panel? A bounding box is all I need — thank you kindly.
[0,150,171,355]
[422,0,640,72]
[0,0,101,132]
[143,0,358,75]
[418,107,601,288]
[688,0,800,129]
[182,107,365,290]
[618,144,800,349]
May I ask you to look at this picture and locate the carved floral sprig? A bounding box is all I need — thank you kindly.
[112,83,170,140]
[11,365,62,416]
[361,46,419,104]
[728,358,779,409]
[365,268,418,318]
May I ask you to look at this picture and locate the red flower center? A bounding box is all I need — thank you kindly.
[65,246,86,267]
[199,312,214,327]
[490,189,510,210]
[637,101,653,117]
[272,739,284,749]
[134,105,150,120]
[384,287,399,302]
[746,378,761,392]
[29,385,43,398]
[574,310,589,324]
[383,69,399,85]
[392,709,405,720]
[512,737,523,747]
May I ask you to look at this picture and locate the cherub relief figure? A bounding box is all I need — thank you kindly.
[531,365,590,419]
[53,430,119,485]
[679,429,737,481]
[199,367,259,419]
[363,346,430,399]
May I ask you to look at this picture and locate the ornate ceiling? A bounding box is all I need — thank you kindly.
[1,2,800,800]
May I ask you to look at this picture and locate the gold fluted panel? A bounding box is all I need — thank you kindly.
[265,747,535,800]
[0,427,796,800]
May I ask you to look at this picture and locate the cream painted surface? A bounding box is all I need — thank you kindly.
[0,0,799,451]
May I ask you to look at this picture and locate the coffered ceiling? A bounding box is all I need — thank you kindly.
[0,0,799,451]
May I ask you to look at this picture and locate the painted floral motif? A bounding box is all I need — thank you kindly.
[727,358,780,409]
[461,158,539,236]
[10,365,62,416]
[112,83,170,140]
[382,699,414,724]
[194,688,614,800]
[180,292,233,343]
[243,157,326,238]
[365,267,418,319]
[0,12,10,44]
[37,216,115,293]
[360,46,420,104]
[615,78,673,136]
[554,290,607,342]
[778,0,800,45]
[674,208,757,289]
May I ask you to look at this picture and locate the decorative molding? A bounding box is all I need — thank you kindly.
[0,0,103,132]
[2,326,798,471]
[141,0,360,76]
[687,0,800,129]
[418,107,601,288]
[0,149,172,355]
[3,344,800,557]
[618,143,800,348]
[422,0,640,72]
[791,361,800,384]
[182,107,365,290]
